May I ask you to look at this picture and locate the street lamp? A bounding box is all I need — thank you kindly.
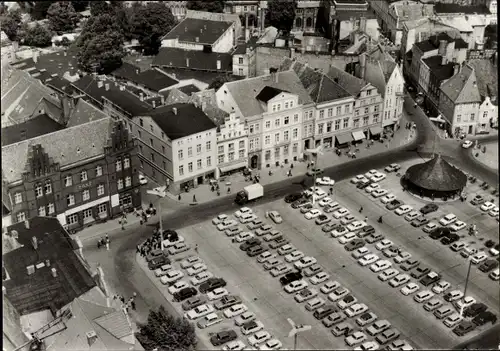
[304,145,324,205]
[287,318,311,351]
[147,186,167,248]
[460,258,474,317]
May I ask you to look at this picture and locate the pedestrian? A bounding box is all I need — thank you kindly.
[136,245,140,253]
[307,163,310,169]
[120,296,125,304]
[290,163,294,169]
[178,194,181,201]
[227,187,231,193]
[329,187,333,195]
[359,206,363,213]
[133,292,137,298]
[217,190,221,196]
[121,219,125,231]
[106,238,110,250]
[193,194,197,202]
[131,300,136,310]
[105,234,109,241]
[195,244,198,253]
[364,216,368,222]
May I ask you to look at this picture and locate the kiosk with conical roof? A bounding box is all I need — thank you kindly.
[402,154,467,200]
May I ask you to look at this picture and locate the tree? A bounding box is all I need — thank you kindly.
[47,1,78,34]
[136,306,197,351]
[208,74,236,91]
[0,9,22,40]
[266,0,296,34]
[23,23,52,47]
[71,0,88,12]
[129,2,176,55]
[76,13,125,74]
[89,0,112,16]
[30,1,56,20]
[186,0,225,13]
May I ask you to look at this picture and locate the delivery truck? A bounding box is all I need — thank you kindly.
[235,184,264,205]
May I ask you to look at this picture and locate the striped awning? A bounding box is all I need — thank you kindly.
[336,133,353,145]
[352,130,366,141]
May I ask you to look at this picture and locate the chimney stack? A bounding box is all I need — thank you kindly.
[160,95,165,105]
[97,81,104,88]
[105,83,110,91]
[359,54,366,80]
[172,107,178,115]
[438,39,447,56]
[216,60,221,70]
[152,100,156,108]
[186,58,190,67]
[31,236,38,250]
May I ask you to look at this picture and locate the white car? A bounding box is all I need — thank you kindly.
[389,274,411,287]
[453,296,476,310]
[339,232,357,244]
[347,221,367,232]
[223,341,246,351]
[375,239,393,251]
[224,303,248,318]
[378,268,399,281]
[351,175,369,184]
[439,214,457,226]
[384,163,401,172]
[207,288,229,301]
[328,286,350,301]
[305,209,322,219]
[395,205,413,215]
[365,169,379,178]
[352,247,371,259]
[320,280,341,294]
[235,207,252,218]
[370,173,386,183]
[241,320,265,335]
[217,219,238,231]
[358,254,379,266]
[471,252,488,264]
[190,271,214,285]
[235,231,254,243]
[294,256,317,269]
[449,220,467,232]
[139,174,148,185]
[311,190,328,201]
[277,244,295,255]
[263,258,281,270]
[333,208,350,219]
[255,224,273,236]
[365,183,381,193]
[404,211,420,222]
[432,281,451,294]
[168,242,190,255]
[443,313,463,328]
[372,189,389,198]
[354,341,380,350]
[258,339,282,350]
[462,140,473,149]
[318,197,334,207]
[480,201,495,212]
[257,251,277,263]
[212,214,229,225]
[268,211,283,224]
[285,250,305,262]
[284,279,308,293]
[160,270,184,285]
[413,290,434,303]
[346,331,368,346]
[180,256,203,269]
[248,331,272,347]
[184,304,215,320]
[340,214,356,225]
[331,226,349,238]
[489,207,499,217]
[168,280,189,295]
[445,290,464,302]
[422,222,438,233]
[309,271,330,285]
[345,303,369,318]
[370,260,392,272]
[240,213,258,224]
[294,288,319,302]
[154,264,173,277]
[394,251,411,264]
[186,263,207,276]
[381,194,396,204]
[235,311,256,326]
[317,176,335,186]
[400,283,420,296]
[263,230,282,242]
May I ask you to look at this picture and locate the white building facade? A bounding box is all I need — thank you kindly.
[382,65,405,129]
[217,112,249,175]
[313,97,355,148]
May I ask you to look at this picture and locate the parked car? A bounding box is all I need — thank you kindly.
[215,295,242,310]
[420,203,438,214]
[199,277,227,293]
[279,271,303,286]
[210,330,238,346]
[452,321,476,336]
[173,287,198,302]
[464,303,488,318]
[472,311,497,326]
[268,211,283,224]
[294,288,319,303]
[356,311,378,327]
[375,328,400,345]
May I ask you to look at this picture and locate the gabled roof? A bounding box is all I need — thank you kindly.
[2,118,113,184]
[11,49,80,82]
[223,71,313,117]
[110,62,178,92]
[153,47,232,72]
[256,86,288,102]
[1,113,64,146]
[440,64,481,104]
[67,98,109,128]
[326,65,368,97]
[160,87,190,104]
[161,17,232,44]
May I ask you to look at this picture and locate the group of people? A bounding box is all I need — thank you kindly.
[113,293,136,312]
[137,228,163,257]
[133,204,157,226]
[97,234,110,250]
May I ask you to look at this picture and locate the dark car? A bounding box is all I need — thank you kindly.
[429,227,452,240]
[313,305,337,320]
[410,266,431,279]
[479,259,499,272]
[345,239,365,251]
[300,203,314,213]
[181,295,207,311]
[420,272,441,286]
[199,277,227,293]
[484,240,497,248]
[411,216,429,227]
[441,233,460,245]
[365,232,384,243]
[452,321,476,336]
[148,255,171,270]
[210,330,238,346]
[470,195,485,205]
[269,236,289,249]
[464,303,488,318]
[358,225,375,237]
[214,295,241,310]
[420,203,438,214]
[400,259,420,271]
[386,200,403,210]
[285,193,303,203]
[239,238,261,251]
[247,244,266,257]
[472,311,497,326]
[291,198,309,209]
[357,180,373,189]
[280,271,303,286]
[173,287,197,302]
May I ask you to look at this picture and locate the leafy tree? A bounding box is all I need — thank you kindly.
[60,35,71,46]
[23,23,52,47]
[47,1,78,34]
[71,0,88,12]
[30,1,56,20]
[129,2,176,55]
[186,0,225,13]
[76,13,125,74]
[136,306,197,351]
[266,0,296,34]
[208,74,236,91]
[0,9,22,40]
[89,0,112,16]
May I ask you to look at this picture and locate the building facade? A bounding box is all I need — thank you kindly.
[292,1,321,33]
[217,112,249,175]
[232,46,257,77]
[313,96,355,148]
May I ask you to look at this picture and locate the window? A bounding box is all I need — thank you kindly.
[80,170,88,182]
[239,149,245,158]
[139,145,143,153]
[335,119,340,130]
[353,118,360,128]
[67,213,78,225]
[303,125,308,136]
[96,165,102,177]
[370,98,375,104]
[355,109,360,116]
[274,147,280,158]
[283,145,289,155]
[125,176,132,187]
[336,106,342,115]
[82,189,90,201]
[14,192,22,204]
[457,114,461,122]
[139,118,144,127]
[275,119,280,127]
[294,114,299,123]
[249,125,254,133]
[16,212,26,222]
[284,116,289,125]
[328,108,333,117]
[228,152,235,161]
[179,165,184,176]
[318,123,324,134]
[327,121,332,132]
[161,132,165,139]
[239,140,245,149]
[238,57,243,64]
[293,143,298,153]
[265,121,271,129]
[284,130,289,141]
[206,141,211,151]
[149,138,153,147]
[65,175,72,187]
[285,102,289,109]
[116,160,122,171]
[373,114,380,123]
[344,105,350,114]
[97,184,105,196]
[277,104,281,111]
[117,179,124,190]
[308,125,313,135]
[150,124,154,132]
[178,149,184,160]
[374,105,379,112]
[290,101,293,108]
[343,118,349,129]
[188,147,192,157]
[470,113,475,121]
[366,89,372,96]
[48,203,55,214]
[138,130,142,138]
[162,145,165,153]
[35,185,43,198]
[98,203,106,214]
[265,150,271,160]
[124,158,130,169]
[188,162,193,172]
[363,116,369,126]
[218,154,225,164]
[319,110,324,119]
[364,107,369,114]
[197,159,202,169]
[67,194,75,206]
[206,156,211,166]
[483,111,488,119]
[228,143,234,151]
[43,181,51,194]
[275,133,280,143]
[265,135,270,145]
[38,206,46,216]
[196,144,201,154]
[272,105,276,112]
[292,128,298,139]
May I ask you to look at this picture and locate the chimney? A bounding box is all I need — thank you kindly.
[24,219,30,229]
[161,95,165,105]
[97,81,104,88]
[441,55,448,65]
[270,67,278,83]
[359,54,366,80]
[33,50,38,63]
[139,92,144,101]
[51,267,57,277]
[105,83,110,91]
[186,58,190,67]
[438,40,447,56]
[360,17,367,32]
[31,236,38,250]
[172,107,178,115]
[216,60,221,70]
[152,100,156,108]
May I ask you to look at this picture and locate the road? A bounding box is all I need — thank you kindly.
[82,95,498,350]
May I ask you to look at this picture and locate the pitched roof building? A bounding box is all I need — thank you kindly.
[110,62,179,93]
[1,113,64,146]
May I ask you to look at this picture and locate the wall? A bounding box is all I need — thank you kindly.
[478,96,497,131]
[451,102,480,135]
[213,24,236,53]
[384,65,405,125]
[314,97,355,146]
[161,38,204,51]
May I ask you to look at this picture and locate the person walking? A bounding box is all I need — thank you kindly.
[97,239,101,249]
[131,300,136,310]
[329,187,333,195]
[364,216,368,222]
[106,238,110,250]
[193,194,197,202]
[359,206,363,213]
[194,244,198,254]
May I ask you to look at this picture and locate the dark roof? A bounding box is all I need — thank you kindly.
[414,40,436,53]
[454,37,468,49]
[414,32,467,53]
[326,65,368,97]
[153,48,232,72]
[161,18,232,45]
[110,62,178,92]
[3,217,96,315]
[405,154,467,192]
[178,84,200,96]
[256,86,287,102]
[434,3,491,14]
[143,103,216,140]
[1,114,64,146]
[232,36,258,55]
[72,75,152,117]
[422,56,456,82]
[155,67,242,85]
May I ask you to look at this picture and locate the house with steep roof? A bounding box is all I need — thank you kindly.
[468,58,498,132]
[109,62,179,94]
[439,63,482,137]
[1,114,64,147]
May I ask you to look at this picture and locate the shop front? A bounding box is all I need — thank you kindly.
[369,126,383,140]
[58,196,111,233]
[335,133,353,149]
[219,159,248,176]
[351,130,366,145]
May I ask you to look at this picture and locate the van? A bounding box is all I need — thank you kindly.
[489,268,500,281]
[433,305,453,319]
[305,297,326,311]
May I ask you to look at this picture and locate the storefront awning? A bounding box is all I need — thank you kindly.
[336,133,353,145]
[369,126,382,135]
[352,130,366,141]
[219,161,247,174]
